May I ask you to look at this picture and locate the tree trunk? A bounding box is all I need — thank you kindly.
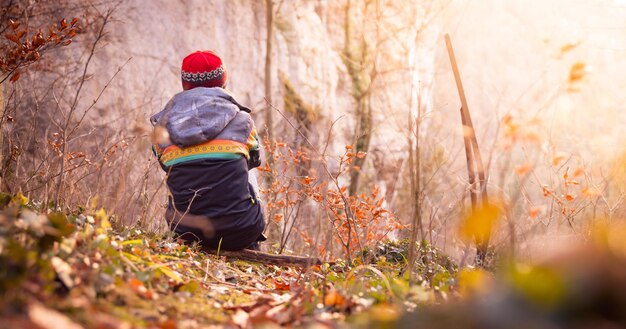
[343,0,373,196]
[264,0,274,141]
[349,96,372,196]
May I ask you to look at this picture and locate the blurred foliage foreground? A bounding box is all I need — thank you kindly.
[1,193,626,329]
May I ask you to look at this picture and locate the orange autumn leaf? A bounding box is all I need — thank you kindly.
[515,163,533,176]
[273,279,290,291]
[542,185,553,197]
[9,19,19,30]
[568,62,586,83]
[528,207,542,219]
[129,278,153,300]
[273,214,284,222]
[560,42,580,54]
[300,176,314,185]
[5,33,19,43]
[10,71,20,82]
[582,186,602,197]
[572,167,585,177]
[564,194,575,201]
[527,116,542,125]
[324,290,347,308]
[552,153,568,167]
[522,131,541,144]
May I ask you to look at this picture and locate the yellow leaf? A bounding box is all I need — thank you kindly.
[120,239,144,246]
[156,266,183,284]
[606,222,626,258]
[457,268,490,297]
[88,196,100,211]
[121,251,142,263]
[95,208,110,229]
[458,203,501,242]
[14,192,29,206]
[369,304,401,323]
[507,264,565,309]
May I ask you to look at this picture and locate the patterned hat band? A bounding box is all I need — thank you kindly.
[181,66,225,83]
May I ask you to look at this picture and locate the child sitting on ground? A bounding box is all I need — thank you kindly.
[150,50,265,250]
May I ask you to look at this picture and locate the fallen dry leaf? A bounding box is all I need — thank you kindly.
[266,304,291,325]
[28,303,84,329]
[231,309,251,329]
[273,279,290,291]
[51,256,74,289]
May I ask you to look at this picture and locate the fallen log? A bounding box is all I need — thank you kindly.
[202,248,323,267]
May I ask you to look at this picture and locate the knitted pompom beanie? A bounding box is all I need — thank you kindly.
[181,50,227,90]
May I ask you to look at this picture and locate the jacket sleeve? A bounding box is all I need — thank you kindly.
[246,124,261,169]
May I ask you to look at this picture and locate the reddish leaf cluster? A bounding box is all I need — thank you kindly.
[259,138,402,258]
[539,163,596,223]
[0,17,80,83]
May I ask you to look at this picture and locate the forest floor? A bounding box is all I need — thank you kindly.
[2,194,626,329]
[0,194,453,329]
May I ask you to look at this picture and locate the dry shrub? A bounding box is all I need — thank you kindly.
[0,1,165,232]
[258,137,403,262]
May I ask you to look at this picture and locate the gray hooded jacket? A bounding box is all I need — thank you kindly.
[150,87,253,148]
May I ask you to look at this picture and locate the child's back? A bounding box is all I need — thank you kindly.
[151,51,265,250]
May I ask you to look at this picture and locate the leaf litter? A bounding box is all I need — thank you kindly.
[0,196,445,328]
[3,194,626,328]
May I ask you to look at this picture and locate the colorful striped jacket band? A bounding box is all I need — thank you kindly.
[156,139,250,167]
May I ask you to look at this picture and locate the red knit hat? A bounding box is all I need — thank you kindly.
[181,50,227,90]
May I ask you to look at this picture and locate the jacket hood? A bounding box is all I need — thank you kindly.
[150,87,251,147]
